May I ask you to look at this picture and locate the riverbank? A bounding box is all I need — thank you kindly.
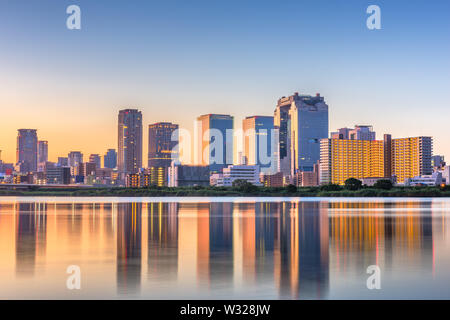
[1,185,449,197]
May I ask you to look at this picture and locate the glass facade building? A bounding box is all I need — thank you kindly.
[118,109,142,175]
[148,122,179,168]
[275,93,329,176]
[196,114,234,173]
[16,129,38,173]
[243,116,277,173]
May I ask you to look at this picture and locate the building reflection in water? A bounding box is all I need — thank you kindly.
[15,202,47,277]
[147,202,178,283]
[275,201,329,299]
[116,203,142,294]
[329,201,434,278]
[4,198,441,299]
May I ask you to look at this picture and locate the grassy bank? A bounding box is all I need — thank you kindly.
[0,185,450,197]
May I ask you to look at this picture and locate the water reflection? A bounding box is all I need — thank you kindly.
[0,198,449,299]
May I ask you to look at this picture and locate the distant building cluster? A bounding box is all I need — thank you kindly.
[0,91,448,188]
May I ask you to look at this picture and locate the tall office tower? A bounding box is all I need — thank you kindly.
[118,109,142,175]
[89,154,101,168]
[104,149,117,169]
[148,122,179,168]
[16,129,38,173]
[331,125,376,140]
[38,141,48,166]
[320,138,385,185]
[196,114,234,173]
[242,116,277,173]
[274,92,328,176]
[68,151,83,168]
[390,137,433,184]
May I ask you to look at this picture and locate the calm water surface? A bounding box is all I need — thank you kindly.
[1,196,450,299]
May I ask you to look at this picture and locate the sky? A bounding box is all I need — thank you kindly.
[0,0,449,164]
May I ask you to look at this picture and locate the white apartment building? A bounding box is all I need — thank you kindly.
[406,172,443,186]
[210,165,262,186]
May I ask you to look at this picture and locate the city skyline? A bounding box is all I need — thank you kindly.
[0,1,449,163]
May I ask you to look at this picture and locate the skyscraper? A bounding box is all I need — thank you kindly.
[104,149,117,169]
[196,114,234,173]
[275,92,329,176]
[16,129,38,173]
[118,109,142,175]
[148,122,179,168]
[242,116,277,173]
[37,140,48,172]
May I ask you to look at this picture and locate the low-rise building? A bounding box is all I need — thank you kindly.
[443,166,450,185]
[261,172,284,187]
[46,167,71,184]
[406,172,443,186]
[168,163,210,187]
[210,165,261,187]
[361,176,397,186]
[126,173,152,188]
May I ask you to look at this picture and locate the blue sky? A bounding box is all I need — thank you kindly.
[0,0,449,162]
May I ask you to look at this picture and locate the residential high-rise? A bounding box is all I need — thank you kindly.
[16,129,38,173]
[118,109,142,175]
[274,92,329,176]
[196,114,234,173]
[38,140,48,171]
[390,137,433,184]
[148,122,179,168]
[242,116,277,174]
[104,149,117,169]
[68,151,83,168]
[89,154,101,168]
[320,138,385,185]
[320,134,433,185]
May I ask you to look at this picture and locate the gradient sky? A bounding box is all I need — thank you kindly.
[0,0,449,164]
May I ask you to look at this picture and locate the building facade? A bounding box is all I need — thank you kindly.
[320,134,433,185]
[390,137,433,184]
[89,154,101,169]
[274,92,329,176]
[196,114,234,173]
[331,125,376,141]
[118,109,143,176]
[104,149,117,169]
[68,151,83,168]
[38,140,48,172]
[148,122,179,168]
[242,116,277,174]
[320,138,385,185]
[210,165,262,187]
[168,163,210,187]
[16,129,38,173]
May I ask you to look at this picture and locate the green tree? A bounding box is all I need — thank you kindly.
[232,179,258,193]
[373,179,393,190]
[286,184,297,193]
[320,184,342,191]
[344,178,362,191]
